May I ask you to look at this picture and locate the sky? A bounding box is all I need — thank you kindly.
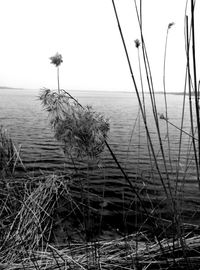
[0,0,198,92]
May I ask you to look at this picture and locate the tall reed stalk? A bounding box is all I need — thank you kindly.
[50,53,63,94]
[134,38,155,192]
[186,15,200,188]
[191,0,200,188]
[163,22,174,171]
[111,0,200,267]
[112,0,172,202]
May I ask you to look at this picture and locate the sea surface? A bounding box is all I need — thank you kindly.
[0,88,200,229]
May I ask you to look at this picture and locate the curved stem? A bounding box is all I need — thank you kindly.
[163,27,173,171]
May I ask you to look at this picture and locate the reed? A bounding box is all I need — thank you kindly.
[50,53,63,94]
[39,88,110,160]
[163,22,174,172]
[110,0,200,268]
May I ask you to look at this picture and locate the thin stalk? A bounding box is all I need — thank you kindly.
[134,5,182,244]
[112,0,169,199]
[136,43,155,189]
[139,0,142,28]
[133,2,189,265]
[134,0,173,198]
[125,108,140,168]
[110,5,179,262]
[104,140,151,216]
[163,25,173,171]
[57,67,60,94]
[61,89,83,107]
[143,36,173,194]
[175,68,188,194]
[137,47,146,114]
[198,80,200,101]
[162,116,197,141]
[186,15,200,187]
[137,110,141,175]
[191,0,200,188]
[175,0,195,193]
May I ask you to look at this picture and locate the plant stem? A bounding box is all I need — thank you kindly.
[57,66,60,94]
[134,0,172,199]
[163,26,172,171]
[186,15,200,188]
[191,0,200,188]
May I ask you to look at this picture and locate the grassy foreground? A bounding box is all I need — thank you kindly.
[0,172,200,270]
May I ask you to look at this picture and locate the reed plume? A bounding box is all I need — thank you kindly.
[50,52,63,94]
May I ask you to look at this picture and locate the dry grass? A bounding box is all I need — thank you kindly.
[0,173,200,270]
[0,126,24,177]
[1,230,200,269]
[0,174,72,262]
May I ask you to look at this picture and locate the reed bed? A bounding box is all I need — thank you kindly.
[1,229,200,269]
[0,173,200,269]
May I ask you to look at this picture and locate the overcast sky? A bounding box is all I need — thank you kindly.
[0,0,198,92]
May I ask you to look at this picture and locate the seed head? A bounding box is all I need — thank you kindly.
[50,52,63,67]
[168,22,175,29]
[134,39,140,48]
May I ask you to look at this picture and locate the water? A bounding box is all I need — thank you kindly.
[0,88,200,228]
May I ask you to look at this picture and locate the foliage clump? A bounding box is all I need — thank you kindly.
[39,88,109,159]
